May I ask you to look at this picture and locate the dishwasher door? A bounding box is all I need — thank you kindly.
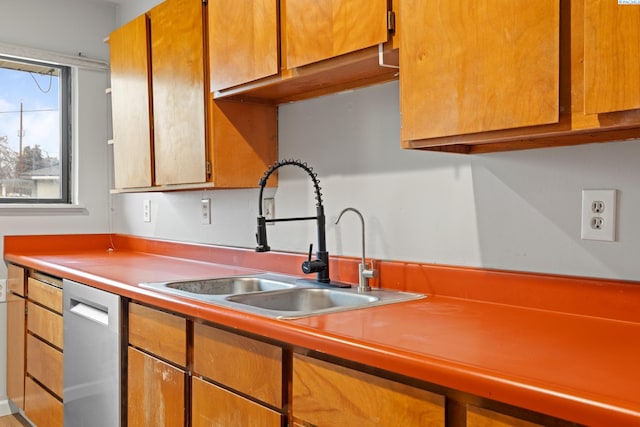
[63,279,122,427]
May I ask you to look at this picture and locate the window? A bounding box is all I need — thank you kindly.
[0,56,70,203]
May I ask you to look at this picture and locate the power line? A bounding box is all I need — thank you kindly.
[0,108,58,114]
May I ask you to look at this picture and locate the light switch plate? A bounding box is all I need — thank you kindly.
[201,198,211,225]
[143,199,151,223]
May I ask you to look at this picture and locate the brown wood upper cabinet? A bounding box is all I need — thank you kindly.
[401,0,640,153]
[209,0,398,103]
[109,14,152,190]
[109,0,277,191]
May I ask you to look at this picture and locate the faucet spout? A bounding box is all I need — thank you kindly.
[335,207,377,292]
[256,159,331,284]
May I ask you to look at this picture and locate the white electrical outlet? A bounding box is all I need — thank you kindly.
[201,198,211,225]
[263,198,275,225]
[581,189,617,241]
[143,199,151,223]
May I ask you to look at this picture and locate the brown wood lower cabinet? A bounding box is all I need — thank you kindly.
[193,322,283,408]
[192,322,285,426]
[23,273,64,427]
[127,302,188,426]
[26,334,63,398]
[127,347,187,427]
[24,376,63,427]
[6,264,26,411]
[292,353,445,426]
[466,405,545,427]
[191,376,282,427]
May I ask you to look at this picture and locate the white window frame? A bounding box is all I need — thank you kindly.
[0,42,107,213]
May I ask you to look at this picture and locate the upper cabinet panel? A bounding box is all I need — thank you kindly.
[209,0,279,92]
[584,0,640,114]
[109,0,278,192]
[400,0,560,141]
[210,0,397,103]
[401,0,640,153]
[283,0,389,69]
[109,15,153,189]
[149,0,207,186]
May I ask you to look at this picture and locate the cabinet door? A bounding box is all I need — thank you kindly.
[209,0,278,91]
[293,354,445,426]
[150,0,207,186]
[28,277,63,314]
[26,334,63,399]
[7,264,25,296]
[24,376,63,427]
[400,0,559,141]
[193,323,282,408]
[7,291,25,410]
[192,377,282,427]
[467,405,545,427]
[584,0,640,114]
[27,302,63,349]
[128,347,186,427]
[284,0,389,69]
[109,14,152,189]
[129,302,187,366]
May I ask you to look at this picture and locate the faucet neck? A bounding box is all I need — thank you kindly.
[256,160,330,283]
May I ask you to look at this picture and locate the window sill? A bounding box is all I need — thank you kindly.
[0,204,88,216]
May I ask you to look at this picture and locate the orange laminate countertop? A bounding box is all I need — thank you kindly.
[5,234,640,426]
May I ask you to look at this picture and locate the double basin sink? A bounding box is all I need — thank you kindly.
[140,273,424,319]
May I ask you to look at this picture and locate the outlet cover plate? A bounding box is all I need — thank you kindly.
[581,189,617,241]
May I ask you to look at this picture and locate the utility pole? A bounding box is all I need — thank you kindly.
[18,101,24,156]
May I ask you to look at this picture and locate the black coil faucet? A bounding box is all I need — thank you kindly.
[256,159,331,284]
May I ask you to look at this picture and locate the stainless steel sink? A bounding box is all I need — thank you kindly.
[139,274,297,301]
[165,277,294,294]
[140,273,424,319]
[226,288,378,312]
[224,287,423,319]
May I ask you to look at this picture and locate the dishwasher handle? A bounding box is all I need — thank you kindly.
[69,299,109,326]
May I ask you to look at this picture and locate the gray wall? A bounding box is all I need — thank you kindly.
[115,81,640,281]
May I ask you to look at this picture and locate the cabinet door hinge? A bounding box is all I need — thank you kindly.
[206,160,212,177]
[387,11,396,34]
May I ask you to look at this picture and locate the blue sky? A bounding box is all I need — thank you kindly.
[0,67,60,158]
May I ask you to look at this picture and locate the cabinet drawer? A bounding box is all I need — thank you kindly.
[293,353,445,426]
[27,302,63,349]
[467,405,544,427]
[24,376,63,427]
[129,302,187,366]
[192,376,282,427]
[27,334,63,398]
[28,277,63,314]
[7,264,25,296]
[128,346,186,427]
[193,323,282,408]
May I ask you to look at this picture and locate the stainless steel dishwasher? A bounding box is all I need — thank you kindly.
[63,279,122,427]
